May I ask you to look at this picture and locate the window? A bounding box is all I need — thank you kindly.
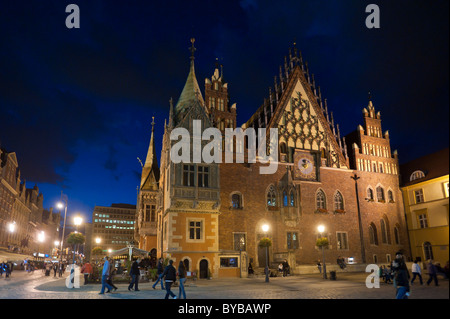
[367,188,374,201]
[386,254,391,263]
[334,191,344,211]
[287,232,299,249]
[145,205,150,222]
[283,190,288,207]
[267,186,277,207]
[376,186,385,202]
[414,189,424,203]
[220,257,238,268]
[231,193,242,209]
[394,226,400,245]
[316,190,326,210]
[336,232,348,250]
[289,190,295,207]
[410,170,425,182]
[444,182,449,198]
[183,164,195,186]
[150,205,156,222]
[418,213,428,228]
[189,221,202,240]
[198,166,209,188]
[388,190,394,202]
[423,242,434,261]
[233,233,246,251]
[380,218,389,244]
[373,255,378,264]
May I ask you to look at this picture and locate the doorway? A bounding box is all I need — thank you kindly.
[199,259,209,279]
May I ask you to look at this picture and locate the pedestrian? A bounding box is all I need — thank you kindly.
[392,252,410,299]
[317,260,322,274]
[128,258,141,291]
[410,259,423,285]
[107,265,118,292]
[4,262,10,278]
[282,259,290,277]
[278,263,283,276]
[99,257,113,294]
[81,261,93,285]
[178,261,187,299]
[426,259,439,286]
[162,259,177,299]
[152,258,165,290]
[384,266,392,284]
[53,263,58,277]
[0,261,4,277]
[58,263,64,277]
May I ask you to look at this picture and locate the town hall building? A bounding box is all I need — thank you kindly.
[135,39,410,278]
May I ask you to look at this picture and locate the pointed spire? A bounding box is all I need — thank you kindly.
[141,117,160,189]
[175,38,205,114]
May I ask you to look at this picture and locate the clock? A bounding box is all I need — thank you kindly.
[298,157,314,176]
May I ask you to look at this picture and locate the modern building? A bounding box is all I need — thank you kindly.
[400,148,449,266]
[91,203,137,255]
[138,40,411,278]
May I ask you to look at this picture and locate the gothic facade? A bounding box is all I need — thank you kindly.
[136,40,410,278]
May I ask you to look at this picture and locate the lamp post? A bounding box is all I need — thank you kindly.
[262,224,270,283]
[318,225,327,279]
[57,197,68,264]
[351,174,366,263]
[8,221,16,249]
[73,215,83,264]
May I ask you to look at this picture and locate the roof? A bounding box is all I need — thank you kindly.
[400,148,449,187]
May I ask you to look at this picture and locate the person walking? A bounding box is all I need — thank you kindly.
[53,263,58,277]
[152,258,165,290]
[107,265,118,292]
[81,261,93,285]
[162,259,177,299]
[178,261,187,299]
[392,252,410,299]
[0,261,4,277]
[426,259,439,286]
[99,257,113,294]
[410,259,423,285]
[58,263,64,277]
[128,258,141,291]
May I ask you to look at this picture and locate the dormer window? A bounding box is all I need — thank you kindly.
[410,170,425,182]
[214,82,218,90]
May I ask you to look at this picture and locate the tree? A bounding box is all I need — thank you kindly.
[91,246,103,262]
[67,232,85,263]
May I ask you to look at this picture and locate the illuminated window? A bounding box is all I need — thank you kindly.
[410,170,425,181]
[233,233,246,251]
[414,189,424,203]
[287,232,299,249]
[316,190,326,209]
[267,186,277,207]
[336,232,348,250]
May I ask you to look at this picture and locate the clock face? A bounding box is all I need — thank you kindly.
[298,157,314,176]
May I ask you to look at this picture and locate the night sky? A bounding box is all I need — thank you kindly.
[0,1,448,223]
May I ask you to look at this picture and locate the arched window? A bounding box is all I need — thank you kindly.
[334,191,344,211]
[380,218,389,244]
[289,190,295,207]
[267,186,277,207]
[394,225,400,245]
[316,190,326,210]
[388,190,394,202]
[280,142,287,154]
[283,190,288,207]
[231,193,242,209]
[367,188,374,201]
[423,242,434,261]
[410,170,425,182]
[369,223,378,245]
[376,186,385,202]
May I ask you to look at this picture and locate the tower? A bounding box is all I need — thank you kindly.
[136,117,160,255]
[204,59,237,133]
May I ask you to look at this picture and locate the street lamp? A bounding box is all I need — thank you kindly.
[318,225,327,279]
[8,221,16,233]
[95,237,101,244]
[37,231,45,260]
[57,198,68,264]
[262,224,270,283]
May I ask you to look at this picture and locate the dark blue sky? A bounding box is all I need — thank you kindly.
[0,0,448,223]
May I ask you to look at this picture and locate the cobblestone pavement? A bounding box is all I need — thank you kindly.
[0,270,448,300]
